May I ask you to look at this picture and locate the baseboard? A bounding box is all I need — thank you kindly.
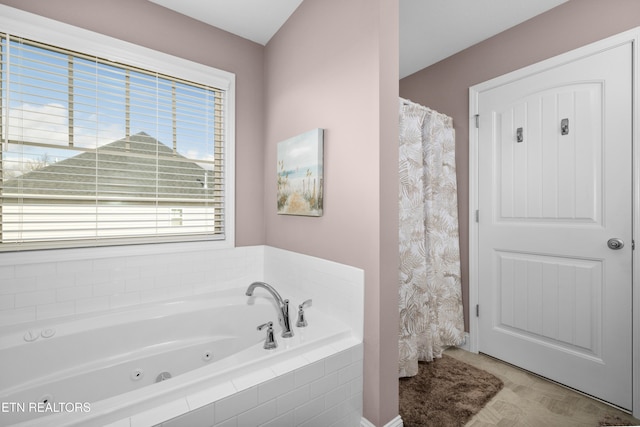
[457,332,471,352]
[361,415,403,427]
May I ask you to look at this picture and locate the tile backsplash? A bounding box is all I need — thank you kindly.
[264,246,364,341]
[0,245,364,336]
[0,243,264,327]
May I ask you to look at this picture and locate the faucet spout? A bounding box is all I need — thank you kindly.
[246,281,284,304]
[245,282,294,338]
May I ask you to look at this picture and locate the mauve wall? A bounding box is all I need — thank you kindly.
[264,0,399,425]
[0,0,267,247]
[0,0,401,425]
[400,0,640,331]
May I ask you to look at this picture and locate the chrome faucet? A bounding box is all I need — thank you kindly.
[245,282,294,338]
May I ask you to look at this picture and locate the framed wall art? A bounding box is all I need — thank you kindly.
[277,128,324,216]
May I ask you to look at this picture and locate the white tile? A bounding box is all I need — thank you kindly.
[187,381,236,410]
[0,277,37,295]
[300,405,343,427]
[271,356,308,376]
[140,289,170,304]
[330,339,360,354]
[325,384,348,410]
[15,262,56,278]
[92,257,122,270]
[350,343,364,361]
[258,411,294,427]
[103,418,131,427]
[57,285,92,302]
[15,290,56,307]
[214,386,258,424]
[309,371,338,399]
[125,277,154,292]
[276,384,309,415]
[125,254,157,268]
[56,259,94,275]
[36,301,75,320]
[301,344,336,364]
[258,371,294,404]
[294,360,325,388]
[154,272,184,289]
[294,396,325,426]
[130,398,189,427]
[324,349,353,374]
[0,265,15,280]
[163,403,214,427]
[37,273,76,290]
[338,360,363,385]
[111,266,140,281]
[75,296,109,314]
[140,262,169,279]
[347,377,363,397]
[76,270,111,286]
[93,281,125,297]
[109,292,141,309]
[346,392,363,415]
[231,368,276,392]
[0,306,36,325]
[332,410,362,427]
[236,400,277,427]
[179,270,206,287]
[0,294,15,310]
[213,416,237,427]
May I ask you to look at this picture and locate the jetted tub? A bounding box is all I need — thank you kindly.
[0,288,357,426]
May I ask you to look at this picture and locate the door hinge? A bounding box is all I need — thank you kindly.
[633,240,635,250]
[476,304,479,317]
[474,114,479,128]
[475,210,479,223]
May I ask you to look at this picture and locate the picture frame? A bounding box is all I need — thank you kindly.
[277,128,324,216]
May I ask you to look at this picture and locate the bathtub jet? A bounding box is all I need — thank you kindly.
[245,281,294,338]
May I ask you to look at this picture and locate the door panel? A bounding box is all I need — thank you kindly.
[478,42,632,410]
[496,83,602,223]
[496,252,602,357]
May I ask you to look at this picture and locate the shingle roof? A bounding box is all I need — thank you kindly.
[3,132,216,200]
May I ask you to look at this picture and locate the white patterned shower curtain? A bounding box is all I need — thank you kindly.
[398,98,465,378]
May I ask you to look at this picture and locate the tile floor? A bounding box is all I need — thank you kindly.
[443,348,640,427]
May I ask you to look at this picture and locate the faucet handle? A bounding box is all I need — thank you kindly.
[257,321,273,330]
[257,321,277,350]
[299,299,312,309]
[296,299,313,327]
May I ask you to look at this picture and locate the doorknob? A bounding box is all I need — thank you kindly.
[607,238,624,250]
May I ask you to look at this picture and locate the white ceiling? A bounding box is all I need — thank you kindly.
[148,0,304,45]
[149,0,568,79]
[400,0,568,78]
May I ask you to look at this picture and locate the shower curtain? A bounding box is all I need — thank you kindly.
[398,98,465,378]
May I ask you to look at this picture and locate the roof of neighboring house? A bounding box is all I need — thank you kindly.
[3,132,216,200]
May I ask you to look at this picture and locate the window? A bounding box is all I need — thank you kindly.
[0,10,235,252]
[170,209,183,227]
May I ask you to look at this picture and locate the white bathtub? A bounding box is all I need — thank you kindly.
[0,288,361,427]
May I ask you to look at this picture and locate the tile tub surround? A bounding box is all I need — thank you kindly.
[126,340,364,427]
[0,244,264,327]
[263,246,365,341]
[0,245,364,337]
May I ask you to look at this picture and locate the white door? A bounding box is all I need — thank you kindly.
[477,42,632,410]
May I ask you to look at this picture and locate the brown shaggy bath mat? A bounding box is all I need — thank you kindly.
[399,354,503,427]
[599,414,639,426]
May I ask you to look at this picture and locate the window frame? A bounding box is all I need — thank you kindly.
[0,5,236,254]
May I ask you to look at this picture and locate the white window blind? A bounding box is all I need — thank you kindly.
[0,34,227,251]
